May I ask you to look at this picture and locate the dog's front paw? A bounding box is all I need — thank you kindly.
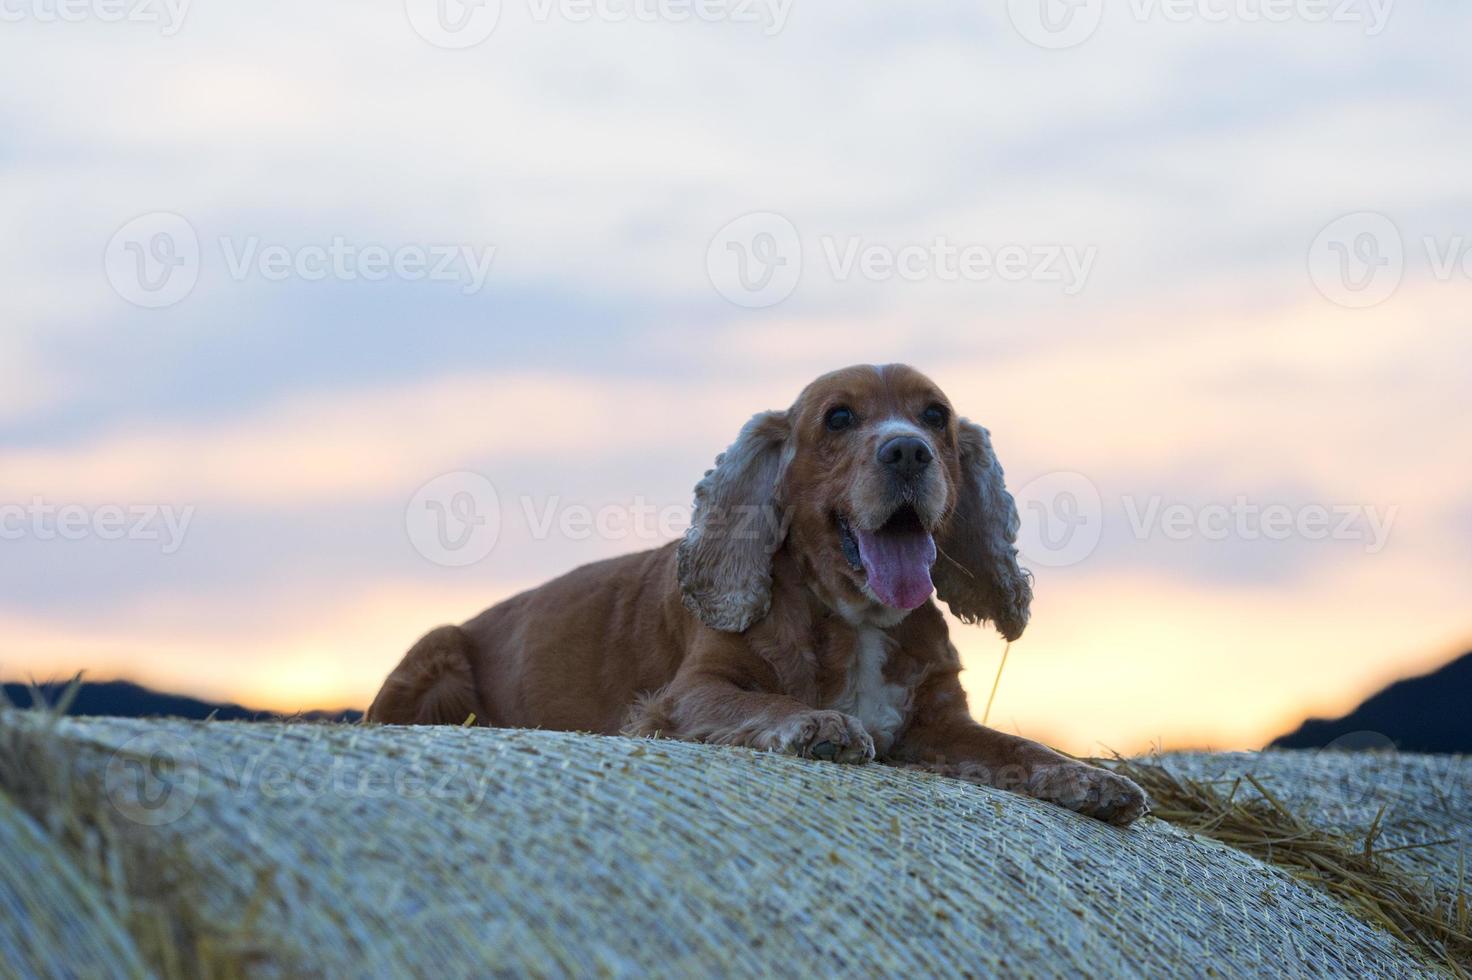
[763,710,875,764]
[1026,763,1149,826]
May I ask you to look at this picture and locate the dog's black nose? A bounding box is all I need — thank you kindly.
[877,436,932,478]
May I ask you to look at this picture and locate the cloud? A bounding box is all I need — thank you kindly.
[0,344,58,419]
[0,576,511,711]
[0,371,764,506]
[2,0,1469,752]
[954,557,1472,754]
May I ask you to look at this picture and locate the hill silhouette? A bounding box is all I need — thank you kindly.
[1271,651,1472,753]
[1,679,360,723]
[7,654,1469,752]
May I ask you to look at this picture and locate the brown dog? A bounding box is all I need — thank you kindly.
[369,364,1147,824]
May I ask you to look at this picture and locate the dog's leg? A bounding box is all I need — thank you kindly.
[888,668,1148,825]
[631,679,874,763]
[367,625,486,726]
[627,634,875,763]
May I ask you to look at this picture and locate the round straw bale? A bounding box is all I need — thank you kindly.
[0,711,1440,977]
[0,787,148,977]
[1162,750,1471,895]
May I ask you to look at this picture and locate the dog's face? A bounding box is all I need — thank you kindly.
[782,364,961,616]
[677,364,1032,639]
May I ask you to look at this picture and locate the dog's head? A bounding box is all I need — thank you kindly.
[677,364,1032,638]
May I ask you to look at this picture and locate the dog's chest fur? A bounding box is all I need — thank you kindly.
[827,627,911,756]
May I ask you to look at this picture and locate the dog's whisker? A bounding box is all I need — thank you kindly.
[934,542,975,579]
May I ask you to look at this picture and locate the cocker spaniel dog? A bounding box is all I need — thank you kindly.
[369,364,1147,825]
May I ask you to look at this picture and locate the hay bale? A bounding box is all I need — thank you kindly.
[0,788,148,977]
[1160,750,1471,895]
[1109,753,1471,974]
[0,710,1450,977]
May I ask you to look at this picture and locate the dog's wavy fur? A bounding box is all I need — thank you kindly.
[369,364,1146,824]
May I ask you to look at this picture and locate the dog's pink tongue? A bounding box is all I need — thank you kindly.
[853,527,937,610]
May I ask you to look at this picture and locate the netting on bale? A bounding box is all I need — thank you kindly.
[0,710,1454,978]
[0,787,149,978]
[1161,750,1471,896]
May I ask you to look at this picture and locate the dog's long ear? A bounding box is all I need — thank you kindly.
[677,410,791,633]
[933,420,1033,641]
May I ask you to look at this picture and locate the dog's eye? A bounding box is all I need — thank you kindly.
[921,404,949,429]
[824,406,855,432]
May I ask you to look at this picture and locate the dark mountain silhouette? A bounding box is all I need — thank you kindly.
[1,679,361,723]
[8,653,1469,751]
[1271,651,1472,753]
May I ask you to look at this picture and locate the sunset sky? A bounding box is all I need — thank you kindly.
[2,2,1469,755]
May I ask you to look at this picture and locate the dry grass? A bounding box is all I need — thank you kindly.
[1107,756,1472,978]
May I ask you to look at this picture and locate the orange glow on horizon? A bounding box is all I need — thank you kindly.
[4,288,1468,754]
